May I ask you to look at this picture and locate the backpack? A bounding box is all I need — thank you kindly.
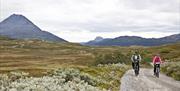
[133,55,139,62]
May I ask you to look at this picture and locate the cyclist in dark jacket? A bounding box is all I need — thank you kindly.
[131,51,141,71]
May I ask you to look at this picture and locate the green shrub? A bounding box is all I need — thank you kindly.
[144,57,151,63]
[94,51,129,65]
[161,62,180,81]
[172,72,180,80]
[160,50,170,54]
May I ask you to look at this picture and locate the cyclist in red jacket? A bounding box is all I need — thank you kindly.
[152,54,162,75]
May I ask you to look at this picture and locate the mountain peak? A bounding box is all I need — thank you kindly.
[1,14,33,25]
[0,14,67,42]
[115,35,142,39]
[11,14,24,17]
[94,36,103,42]
[9,14,27,20]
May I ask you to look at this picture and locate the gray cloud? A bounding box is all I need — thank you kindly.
[0,0,180,42]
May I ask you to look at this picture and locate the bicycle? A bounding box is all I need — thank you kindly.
[154,64,160,78]
[134,61,139,76]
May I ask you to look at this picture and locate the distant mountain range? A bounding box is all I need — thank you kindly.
[84,34,180,46]
[0,14,67,42]
[1,14,179,46]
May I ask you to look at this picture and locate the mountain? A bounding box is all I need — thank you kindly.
[94,36,104,42]
[86,36,104,44]
[84,34,180,46]
[0,14,67,42]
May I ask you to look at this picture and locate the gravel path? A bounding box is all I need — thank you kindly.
[120,68,180,91]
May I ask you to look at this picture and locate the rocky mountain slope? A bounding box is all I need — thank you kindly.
[0,14,67,42]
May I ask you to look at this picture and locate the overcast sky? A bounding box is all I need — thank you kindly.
[0,0,180,42]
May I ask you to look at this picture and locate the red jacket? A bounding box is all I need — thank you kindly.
[153,56,162,64]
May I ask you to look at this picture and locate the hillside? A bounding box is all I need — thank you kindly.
[0,36,180,90]
[0,14,67,42]
[85,34,180,46]
[0,35,124,74]
[0,35,179,73]
[0,36,130,90]
[0,35,180,69]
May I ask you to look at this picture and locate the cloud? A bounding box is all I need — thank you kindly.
[0,0,180,42]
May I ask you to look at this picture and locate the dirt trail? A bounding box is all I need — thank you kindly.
[120,68,180,91]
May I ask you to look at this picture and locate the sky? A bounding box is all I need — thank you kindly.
[0,0,180,42]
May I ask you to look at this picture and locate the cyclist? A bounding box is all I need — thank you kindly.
[152,54,162,75]
[131,51,141,72]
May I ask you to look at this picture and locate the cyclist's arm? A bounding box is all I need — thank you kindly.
[139,55,142,62]
[131,55,134,62]
[152,56,156,64]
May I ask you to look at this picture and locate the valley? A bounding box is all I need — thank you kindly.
[0,36,180,91]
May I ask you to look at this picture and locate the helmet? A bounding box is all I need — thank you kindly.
[156,54,160,56]
[134,51,138,54]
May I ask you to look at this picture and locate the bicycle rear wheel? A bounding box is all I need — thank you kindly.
[156,67,159,78]
[134,63,139,76]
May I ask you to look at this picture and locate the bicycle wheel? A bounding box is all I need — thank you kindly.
[156,67,159,78]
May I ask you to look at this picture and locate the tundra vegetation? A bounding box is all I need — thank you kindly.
[0,36,180,91]
[0,64,128,91]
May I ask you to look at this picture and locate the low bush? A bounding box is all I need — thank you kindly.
[79,63,129,91]
[94,51,129,65]
[0,63,129,91]
[0,68,105,91]
[161,62,180,81]
[160,50,170,54]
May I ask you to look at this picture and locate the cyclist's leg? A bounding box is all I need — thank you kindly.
[154,64,156,74]
[137,61,139,70]
[158,64,160,71]
[132,62,134,69]
[137,61,140,74]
